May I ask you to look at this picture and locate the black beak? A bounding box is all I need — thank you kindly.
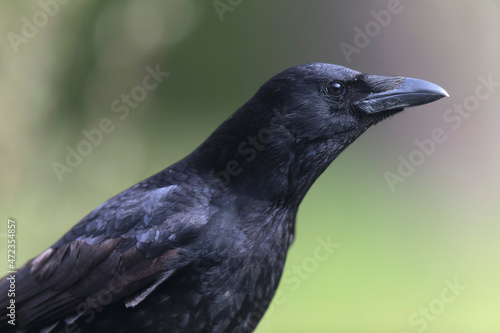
[355,77,449,114]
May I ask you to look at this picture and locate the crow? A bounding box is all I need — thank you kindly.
[0,63,448,333]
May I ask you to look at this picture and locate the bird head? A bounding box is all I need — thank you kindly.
[189,63,448,204]
[254,63,448,142]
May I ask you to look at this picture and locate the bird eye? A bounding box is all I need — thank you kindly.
[327,82,345,97]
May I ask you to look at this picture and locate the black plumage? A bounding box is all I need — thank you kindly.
[0,63,447,332]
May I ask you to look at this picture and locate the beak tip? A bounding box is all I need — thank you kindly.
[398,77,449,105]
[433,84,449,99]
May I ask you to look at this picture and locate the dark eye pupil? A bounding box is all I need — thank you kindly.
[327,82,345,96]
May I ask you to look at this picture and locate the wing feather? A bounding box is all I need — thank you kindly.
[0,183,209,331]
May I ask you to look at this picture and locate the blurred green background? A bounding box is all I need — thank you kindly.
[1,0,500,332]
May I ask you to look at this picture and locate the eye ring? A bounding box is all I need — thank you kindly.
[326,82,346,97]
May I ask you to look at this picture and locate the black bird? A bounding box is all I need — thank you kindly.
[0,63,447,332]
